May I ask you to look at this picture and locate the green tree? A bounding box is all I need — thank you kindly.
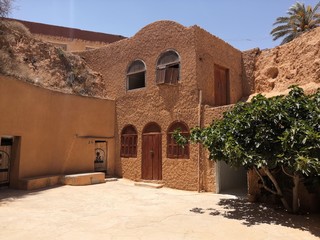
[271,1,320,45]
[174,87,320,213]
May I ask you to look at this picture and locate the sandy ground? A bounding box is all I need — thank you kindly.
[0,179,319,240]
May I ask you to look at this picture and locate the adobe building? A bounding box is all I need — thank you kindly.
[0,76,116,189]
[1,18,319,212]
[6,18,126,52]
[80,21,248,192]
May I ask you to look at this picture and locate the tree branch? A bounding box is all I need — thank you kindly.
[281,166,294,178]
[253,166,278,195]
[262,167,292,212]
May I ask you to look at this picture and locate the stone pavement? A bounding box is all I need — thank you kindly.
[0,179,319,240]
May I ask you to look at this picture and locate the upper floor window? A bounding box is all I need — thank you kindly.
[214,65,230,106]
[121,125,137,157]
[167,121,189,159]
[127,60,146,90]
[156,50,180,85]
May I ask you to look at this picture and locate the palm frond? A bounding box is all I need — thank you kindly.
[312,1,320,15]
[271,1,320,44]
[273,17,290,25]
[270,24,293,34]
[280,34,296,45]
[272,30,292,41]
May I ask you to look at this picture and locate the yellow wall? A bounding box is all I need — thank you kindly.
[0,76,115,188]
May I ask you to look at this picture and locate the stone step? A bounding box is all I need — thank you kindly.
[19,172,113,190]
[19,175,62,190]
[62,172,106,186]
[105,177,118,182]
[134,182,164,189]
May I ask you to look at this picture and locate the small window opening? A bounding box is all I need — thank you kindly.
[127,60,146,90]
[156,50,180,85]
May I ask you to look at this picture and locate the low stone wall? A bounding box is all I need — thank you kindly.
[20,172,106,190]
[19,175,63,190]
[62,172,106,186]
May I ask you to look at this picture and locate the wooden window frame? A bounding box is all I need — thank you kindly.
[167,122,189,159]
[156,51,180,85]
[121,126,137,158]
[127,60,146,91]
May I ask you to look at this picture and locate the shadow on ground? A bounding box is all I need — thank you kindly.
[190,198,320,238]
[0,186,61,205]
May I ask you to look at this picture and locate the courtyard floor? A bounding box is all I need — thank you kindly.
[0,179,319,240]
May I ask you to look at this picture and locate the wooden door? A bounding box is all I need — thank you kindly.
[214,66,228,106]
[142,134,162,180]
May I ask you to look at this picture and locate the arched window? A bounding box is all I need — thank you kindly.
[121,125,137,157]
[167,121,189,159]
[156,50,180,85]
[127,60,146,90]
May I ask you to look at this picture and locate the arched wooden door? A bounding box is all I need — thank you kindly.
[142,123,162,180]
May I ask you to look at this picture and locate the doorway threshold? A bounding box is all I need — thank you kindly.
[134,182,164,189]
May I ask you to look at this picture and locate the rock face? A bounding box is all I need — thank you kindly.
[0,20,106,98]
[252,27,320,97]
[242,48,260,96]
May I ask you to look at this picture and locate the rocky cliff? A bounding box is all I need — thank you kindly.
[0,20,107,98]
[248,27,320,98]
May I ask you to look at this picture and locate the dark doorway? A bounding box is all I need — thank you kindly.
[94,140,107,174]
[142,123,162,180]
[0,137,13,187]
[216,161,247,196]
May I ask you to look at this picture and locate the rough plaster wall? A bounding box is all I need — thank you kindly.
[121,158,141,180]
[203,105,234,125]
[81,21,201,191]
[241,48,260,97]
[194,26,243,106]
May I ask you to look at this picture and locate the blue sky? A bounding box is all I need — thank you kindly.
[9,0,320,51]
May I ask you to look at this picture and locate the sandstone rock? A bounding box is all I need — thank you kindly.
[0,20,107,98]
[253,27,320,95]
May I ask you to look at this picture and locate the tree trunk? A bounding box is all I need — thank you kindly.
[262,167,292,212]
[292,173,300,213]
